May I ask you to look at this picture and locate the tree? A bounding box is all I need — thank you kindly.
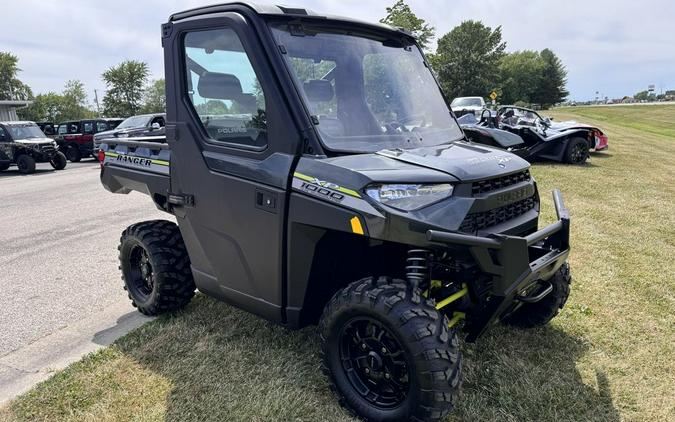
[18,80,95,122]
[380,0,435,50]
[0,52,33,100]
[60,80,95,119]
[140,79,166,114]
[433,21,506,99]
[634,90,651,101]
[532,49,568,107]
[101,60,149,117]
[499,50,545,105]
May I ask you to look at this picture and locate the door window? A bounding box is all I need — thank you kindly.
[58,125,67,135]
[83,122,94,134]
[96,122,108,132]
[183,28,267,149]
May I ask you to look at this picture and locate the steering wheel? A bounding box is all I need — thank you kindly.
[385,121,410,133]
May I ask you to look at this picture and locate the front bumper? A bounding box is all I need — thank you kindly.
[427,190,570,341]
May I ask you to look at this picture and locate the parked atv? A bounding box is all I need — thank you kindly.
[460,106,608,164]
[98,3,573,421]
[0,121,67,174]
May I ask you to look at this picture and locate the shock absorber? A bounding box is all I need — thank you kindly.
[406,249,430,289]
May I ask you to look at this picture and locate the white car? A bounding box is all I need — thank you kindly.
[450,96,486,118]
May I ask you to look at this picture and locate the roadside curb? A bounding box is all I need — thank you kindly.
[0,301,152,406]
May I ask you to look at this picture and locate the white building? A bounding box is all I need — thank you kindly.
[0,100,32,121]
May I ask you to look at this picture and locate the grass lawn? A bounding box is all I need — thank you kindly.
[2,105,674,421]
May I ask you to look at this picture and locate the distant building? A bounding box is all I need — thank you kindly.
[0,100,32,121]
[665,90,675,101]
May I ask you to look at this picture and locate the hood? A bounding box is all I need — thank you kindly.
[94,127,147,139]
[451,105,483,112]
[14,137,54,145]
[324,142,530,182]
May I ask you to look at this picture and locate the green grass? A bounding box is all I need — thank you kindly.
[2,105,674,421]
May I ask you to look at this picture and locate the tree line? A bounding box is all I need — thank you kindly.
[0,52,164,122]
[382,0,568,107]
[1,1,568,123]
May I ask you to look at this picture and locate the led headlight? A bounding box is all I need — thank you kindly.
[365,184,453,211]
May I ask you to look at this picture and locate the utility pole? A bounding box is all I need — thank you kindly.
[94,89,101,115]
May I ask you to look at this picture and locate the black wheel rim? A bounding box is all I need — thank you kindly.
[18,160,26,171]
[127,245,155,298]
[339,317,410,408]
[570,142,588,163]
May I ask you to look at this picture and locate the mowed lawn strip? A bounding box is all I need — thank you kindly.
[2,105,674,421]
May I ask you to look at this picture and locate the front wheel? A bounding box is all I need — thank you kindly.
[564,137,589,164]
[50,151,67,170]
[16,155,36,174]
[119,220,195,315]
[502,262,572,327]
[319,276,461,421]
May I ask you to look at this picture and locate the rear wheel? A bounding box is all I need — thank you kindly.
[50,151,67,170]
[16,155,36,174]
[119,220,195,315]
[502,263,572,327]
[564,137,589,164]
[319,276,461,421]
[66,145,82,162]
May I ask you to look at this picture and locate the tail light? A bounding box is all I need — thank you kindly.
[98,149,105,169]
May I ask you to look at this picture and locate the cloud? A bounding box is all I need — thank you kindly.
[1,0,672,103]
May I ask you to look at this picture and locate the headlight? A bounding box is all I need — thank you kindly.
[117,133,129,138]
[365,184,453,211]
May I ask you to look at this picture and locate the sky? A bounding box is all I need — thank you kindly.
[2,0,673,104]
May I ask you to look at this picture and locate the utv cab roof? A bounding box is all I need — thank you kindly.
[169,2,414,38]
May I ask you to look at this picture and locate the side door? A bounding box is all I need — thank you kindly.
[165,13,302,322]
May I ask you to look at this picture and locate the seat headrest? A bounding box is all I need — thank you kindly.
[197,72,242,100]
[303,79,334,102]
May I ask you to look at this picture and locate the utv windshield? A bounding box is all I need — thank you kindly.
[7,124,45,140]
[270,23,463,153]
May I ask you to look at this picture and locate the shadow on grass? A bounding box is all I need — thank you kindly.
[107,295,619,422]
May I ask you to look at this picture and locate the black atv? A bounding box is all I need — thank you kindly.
[0,121,67,174]
[98,3,573,421]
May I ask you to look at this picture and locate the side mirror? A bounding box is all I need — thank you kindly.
[151,122,161,130]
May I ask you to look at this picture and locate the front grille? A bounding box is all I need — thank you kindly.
[471,170,531,195]
[40,145,56,155]
[459,197,536,232]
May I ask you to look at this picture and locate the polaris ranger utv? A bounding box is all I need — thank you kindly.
[99,3,572,420]
[0,121,67,173]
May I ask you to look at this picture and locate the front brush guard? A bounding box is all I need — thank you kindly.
[426,190,571,342]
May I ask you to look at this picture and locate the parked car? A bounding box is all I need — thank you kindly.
[98,4,573,420]
[55,118,123,162]
[0,121,67,174]
[93,113,165,155]
[36,122,58,137]
[450,96,486,118]
[459,105,609,164]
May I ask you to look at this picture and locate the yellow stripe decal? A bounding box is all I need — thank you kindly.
[350,216,364,235]
[293,172,361,198]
